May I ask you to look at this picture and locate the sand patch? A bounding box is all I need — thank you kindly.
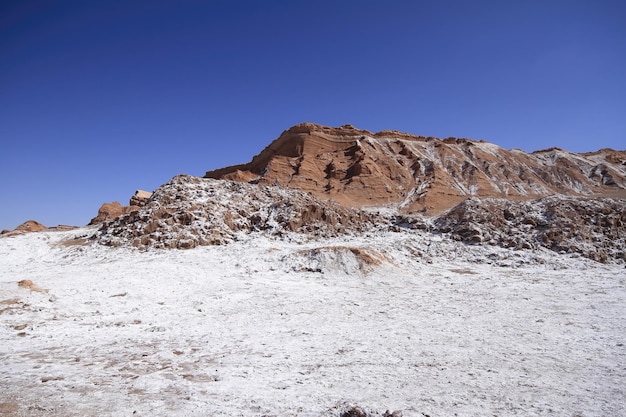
[0,298,23,315]
[17,280,48,293]
[0,402,19,414]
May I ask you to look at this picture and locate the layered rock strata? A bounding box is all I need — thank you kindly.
[205,123,626,214]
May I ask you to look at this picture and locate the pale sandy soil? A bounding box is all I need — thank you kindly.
[1,228,625,416]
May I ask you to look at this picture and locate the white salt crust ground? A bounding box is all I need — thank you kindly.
[1,227,625,416]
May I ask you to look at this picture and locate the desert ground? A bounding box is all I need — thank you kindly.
[1,227,625,416]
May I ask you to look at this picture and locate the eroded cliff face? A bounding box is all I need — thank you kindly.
[205,123,626,214]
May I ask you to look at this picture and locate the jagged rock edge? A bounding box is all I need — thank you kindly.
[93,175,625,263]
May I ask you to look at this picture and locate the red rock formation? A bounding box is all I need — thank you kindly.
[14,220,47,233]
[205,123,626,214]
[1,220,47,236]
[89,202,133,225]
[89,190,153,225]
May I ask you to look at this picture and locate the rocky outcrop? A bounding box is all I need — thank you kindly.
[89,202,134,225]
[96,175,384,250]
[130,190,152,207]
[205,123,626,214]
[89,123,626,263]
[433,196,626,262]
[90,190,153,225]
[92,174,626,263]
[0,221,76,237]
[14,220,47,233]
[1,220,47,236]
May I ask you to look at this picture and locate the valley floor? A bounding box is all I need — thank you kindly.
[0,228,625,417]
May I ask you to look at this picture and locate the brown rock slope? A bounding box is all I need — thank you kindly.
[205,123,626,214]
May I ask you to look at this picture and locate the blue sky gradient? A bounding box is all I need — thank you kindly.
[1,0,625,229]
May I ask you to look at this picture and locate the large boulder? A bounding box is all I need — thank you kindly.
[89,202,134,225]
[130,190,152,207]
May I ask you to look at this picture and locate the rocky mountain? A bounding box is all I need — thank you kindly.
[89,123,626,262]
[205,123,626,214]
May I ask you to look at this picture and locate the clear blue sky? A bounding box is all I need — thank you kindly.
[1,0,625,230]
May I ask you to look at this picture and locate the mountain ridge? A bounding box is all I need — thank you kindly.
[205,123,626,214]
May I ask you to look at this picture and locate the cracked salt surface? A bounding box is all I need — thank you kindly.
[1,228,625,416]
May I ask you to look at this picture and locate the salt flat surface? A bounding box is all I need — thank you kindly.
[1,228,625,416]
